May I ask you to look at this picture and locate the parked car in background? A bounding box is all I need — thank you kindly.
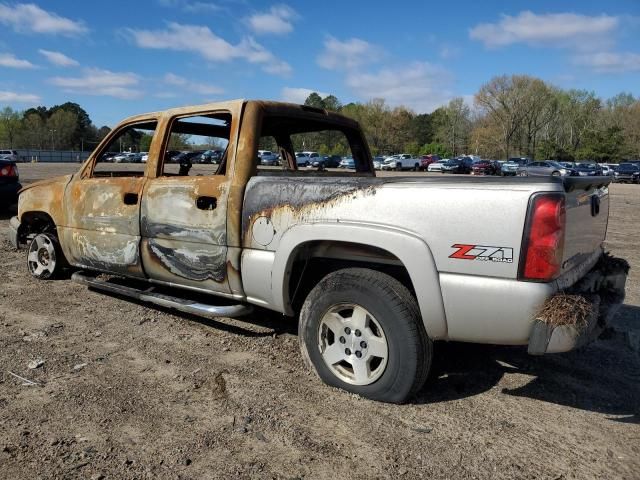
[471,159,500,176]
[559,162,576,169]
[427,161,445,172]
[0,158,21,209]
[419,154,441,171]
[382,154,420,171]
[441,157,473,174]
[574,162,603,176]
[0,149,19,162]
[501,157,529,176]
[173,151,204,165]
[614,163,640,183]
[113,152,138,163]
[519,161,574,177]
[317,155,343,168]
[200,150,223,164]
[372,156,385,170]
[600,165,614,176]
[258,150,279,166]
[295,152,311,167]
[140,152,149,163]
[338,156,356,169]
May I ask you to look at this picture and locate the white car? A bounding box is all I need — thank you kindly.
[140,152,149,163]
[0,149,19,162]
[382,154,420,171]
[258,150,279,166]
[427,161,446,172]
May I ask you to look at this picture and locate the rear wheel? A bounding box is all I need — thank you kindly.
[27,232,66,280]
[299,268,432,403]
[551,171,561,177]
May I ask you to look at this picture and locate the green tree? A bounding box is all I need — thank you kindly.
[0,107,21,148]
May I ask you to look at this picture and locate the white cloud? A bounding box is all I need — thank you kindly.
[247,4,297,35]
[163,73,224,95]
[126,23,291,76]
[0,3,87,35]
[469,11,618,50]
[317,36,382,70]
[0,52,36,69]
[38,49,79,67]
[0,90,40,103]
[345,62,453,113]
[49,68,142,99]
[439,45,461,60]
[574,51,640,73]
[157,0,220,12]
[281,87,330,104]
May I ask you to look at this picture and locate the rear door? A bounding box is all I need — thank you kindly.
[140,105,241,295]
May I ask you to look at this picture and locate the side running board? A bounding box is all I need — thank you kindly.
[71,271,253,319]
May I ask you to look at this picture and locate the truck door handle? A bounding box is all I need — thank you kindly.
[196,196,217,210]
[123,192,138,205]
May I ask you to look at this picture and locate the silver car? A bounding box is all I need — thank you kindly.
[519,161,572,177]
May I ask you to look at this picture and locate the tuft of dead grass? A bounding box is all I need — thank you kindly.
[536,294,595,329]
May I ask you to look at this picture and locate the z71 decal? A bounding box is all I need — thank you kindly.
[449,244,513,263]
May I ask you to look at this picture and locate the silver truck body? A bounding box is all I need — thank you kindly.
[240,175,610,346]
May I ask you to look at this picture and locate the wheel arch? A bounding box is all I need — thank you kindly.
[272,223,448,339]
[17,210,57,243]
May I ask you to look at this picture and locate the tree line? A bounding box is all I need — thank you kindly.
[300,75,640,162]
[3,74,639,161]
[0,102,110,151]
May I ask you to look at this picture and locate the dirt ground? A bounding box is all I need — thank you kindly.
[1,163,638,480]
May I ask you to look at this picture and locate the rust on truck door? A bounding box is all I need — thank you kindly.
[59,119,159,277]
[139,106,242,295]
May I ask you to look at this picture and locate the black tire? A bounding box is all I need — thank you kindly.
[27,232,68,280]
[413,163,419,171]
[299,268,432,403]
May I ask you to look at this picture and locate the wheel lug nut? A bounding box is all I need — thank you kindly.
[360,341,367,349]
[355,329,361,337]
[345,348,351,355]
[355,351,362,358]
[344,327,351,334]
[339,336,346,344]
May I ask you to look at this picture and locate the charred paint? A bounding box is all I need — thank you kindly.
[146,238,226,282]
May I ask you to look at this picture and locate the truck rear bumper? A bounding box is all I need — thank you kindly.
[527,253,628,355]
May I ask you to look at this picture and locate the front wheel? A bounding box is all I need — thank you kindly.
[27,233,66,280]
[299,268,432,403]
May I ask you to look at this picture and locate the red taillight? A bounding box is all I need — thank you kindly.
[520,194,566,281]
[0,165,17,177]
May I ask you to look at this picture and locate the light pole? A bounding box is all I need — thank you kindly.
[49,129,56,150]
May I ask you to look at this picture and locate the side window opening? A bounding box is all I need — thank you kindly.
[161,112,231,177]
[256,116,371,175]
[93,121,157,177]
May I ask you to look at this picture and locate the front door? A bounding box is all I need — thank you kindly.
[60,120,158,278]
[139,109,239,295]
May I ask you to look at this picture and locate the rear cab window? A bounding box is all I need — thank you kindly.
[255,109,373,176]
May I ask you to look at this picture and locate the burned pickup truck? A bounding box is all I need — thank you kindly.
[9,100,628,403]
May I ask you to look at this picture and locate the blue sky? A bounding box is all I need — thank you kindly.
[0,0,639,126]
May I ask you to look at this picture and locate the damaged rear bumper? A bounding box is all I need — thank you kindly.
[528,253,628,355]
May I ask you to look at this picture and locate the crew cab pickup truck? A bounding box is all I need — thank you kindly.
[9,100,628,403]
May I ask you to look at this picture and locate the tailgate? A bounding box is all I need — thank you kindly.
[561,177,611,275]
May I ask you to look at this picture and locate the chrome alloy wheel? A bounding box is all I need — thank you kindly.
[318,304,388,386]
[28,234,57,278]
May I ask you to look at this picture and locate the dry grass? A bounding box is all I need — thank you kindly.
[536,294,595,329]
